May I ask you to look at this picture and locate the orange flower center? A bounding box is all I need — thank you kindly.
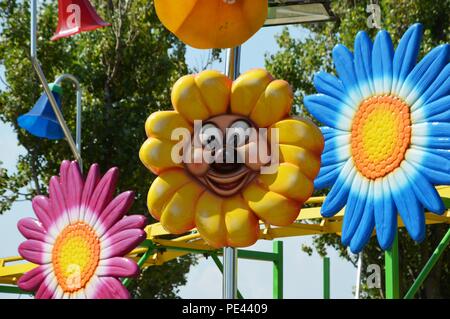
[52,222,100,292]
[351,95,411,179]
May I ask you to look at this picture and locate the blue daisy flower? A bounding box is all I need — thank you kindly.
[304,23,450,253]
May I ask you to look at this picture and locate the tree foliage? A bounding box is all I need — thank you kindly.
[0,0,196,298]
[265,0,450,298]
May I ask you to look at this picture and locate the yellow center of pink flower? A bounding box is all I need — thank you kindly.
[351,95,411,179]
[52,222,100,292]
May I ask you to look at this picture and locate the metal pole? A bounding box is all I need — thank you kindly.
[385,232,400,299]
[355,251,363,299]
[30,0,82,165]
[404,227,450,299]
[273,241,283,299]
[222,46,241,300]
[54,74,83,170]
[323,257,330,299]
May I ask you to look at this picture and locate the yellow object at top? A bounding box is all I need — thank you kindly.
[154,0,268,49]
[140,69,324,248]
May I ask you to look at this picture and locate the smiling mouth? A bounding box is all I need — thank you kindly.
[203,164,254,197]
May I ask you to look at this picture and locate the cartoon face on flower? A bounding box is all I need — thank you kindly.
[305,23,450,253]
[17,161,147,299]
[140,69,324,248]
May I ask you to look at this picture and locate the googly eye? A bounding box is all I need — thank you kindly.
[227,120,251,147]
[199,123,222,149]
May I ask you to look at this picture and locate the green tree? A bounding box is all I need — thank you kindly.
[0,0,197,298]
[265,0,450,298]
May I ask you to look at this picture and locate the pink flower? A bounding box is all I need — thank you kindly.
[17,161,147,299]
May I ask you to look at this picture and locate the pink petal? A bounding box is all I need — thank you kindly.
[58,160,71,201]
[97,257,139,278]
[17,218,51,243]
[61,161,84,223]
[32,196,53,231]
[17,265,50,292]
[18,240,52,264]
[80,164,101,222]
[35,274,58,299]
[49,176,70,228]
[94,191,135,235]
[85,167,119,225]
[100,215,147,239]
[101,229,146,259]
[97,277,130,299]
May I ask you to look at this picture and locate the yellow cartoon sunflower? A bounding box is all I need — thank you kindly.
[140,69,324,248]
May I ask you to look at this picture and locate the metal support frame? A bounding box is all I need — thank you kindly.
[385,232,400,299]
[31,0,82,165]
[404,228,450,299]
[355,251,363,299]
[323,257,330,299]
[223,45,241,300]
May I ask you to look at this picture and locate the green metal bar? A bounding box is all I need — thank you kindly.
[238,250,278,262]
[0,285,28,294]
[273,241,283,299]
[404,227,450,299]
[122,246,154,287]
[385,232,400,299]
[211,254,244,299]
[323,257,330,299]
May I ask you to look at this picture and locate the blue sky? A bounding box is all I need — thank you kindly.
[0,25,357,299]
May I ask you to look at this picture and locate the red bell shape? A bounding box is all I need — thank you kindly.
[51,0,111,41]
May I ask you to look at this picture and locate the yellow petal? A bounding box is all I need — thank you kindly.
[223,196,259,247]
[279,144,321,179]
[270,117,324,155]
[194,70,232,116]
[243,182,300,226]
[258,163,314,202]
[195,192,227,248]
[171,74,210,123]
[139,138,182,174]
[160,182,204,234]
[147,169,191,220]
[250,80,293,127]
[231,69,273,116]
[145,111,192,140]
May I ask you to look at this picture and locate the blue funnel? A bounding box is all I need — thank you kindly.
[18,84,64,140]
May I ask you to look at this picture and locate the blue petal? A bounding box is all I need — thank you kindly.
[320,126,348,139]
[406,147,450,185]
[374,179,397,250]
[412,136,450,149]
[349,182,375,253]
[321,160,356,217]
[412,96,450,123]
[412,122,450,138]
[401,162,446,214]
[388,170,426,242]
[322,133,350,156]
[314,162,344,190]
[354,31,374,97]
[313,72,347,102]
[304,94,353,131]
[427,148,450,161]
[332,44,363,105]
[392,23,423,93]
[372,30,394,94]
[341,176,369,246]
[322,146,350,167]
[407,147,450,173]
[400,44,450,108]
[412,63,450,110]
